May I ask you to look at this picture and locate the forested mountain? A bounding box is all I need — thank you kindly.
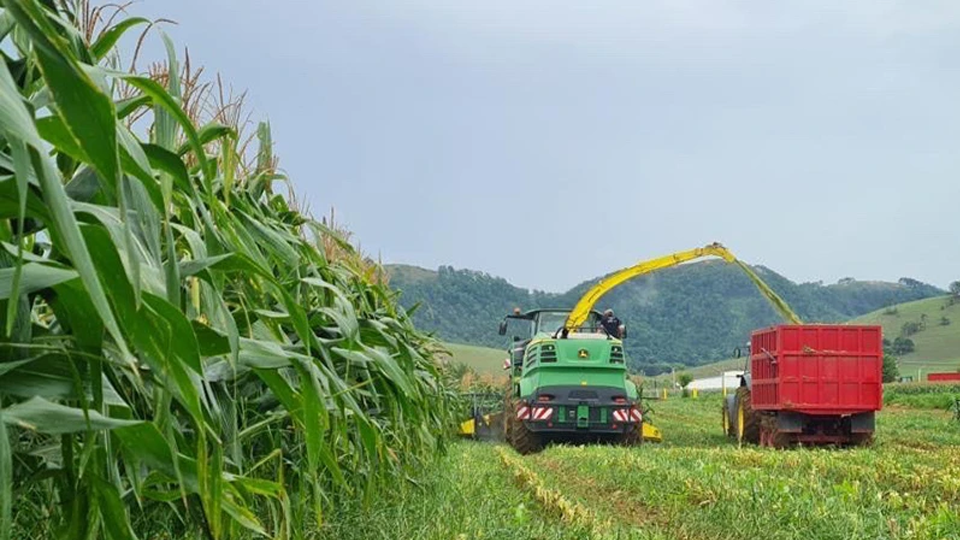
[387,262,943,375]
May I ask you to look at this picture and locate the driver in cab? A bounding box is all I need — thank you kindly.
[600,309,624,338]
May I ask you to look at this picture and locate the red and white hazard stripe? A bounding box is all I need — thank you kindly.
[518,405,553,421]
[516,405,530,420]
[613,408,642,423]
[503,358,512,370]
[530,407,553,421]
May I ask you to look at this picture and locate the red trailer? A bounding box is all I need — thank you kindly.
[928,372,960,382]
[723,324,883,447]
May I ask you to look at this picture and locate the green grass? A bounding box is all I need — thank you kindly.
[348,396,960,539]
[527,398,960,539]
[885,382,960,410]
[443,342,507,375]
[312,444,589,540]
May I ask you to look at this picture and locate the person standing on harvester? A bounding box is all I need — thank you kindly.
[600,309,623,338]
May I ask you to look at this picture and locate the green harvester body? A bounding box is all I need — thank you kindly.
[501,309,643,451]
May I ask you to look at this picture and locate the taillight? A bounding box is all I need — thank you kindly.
[612,396,627,404]
[537,394,554,403]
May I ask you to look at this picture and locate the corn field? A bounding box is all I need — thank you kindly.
[0,1,449,538]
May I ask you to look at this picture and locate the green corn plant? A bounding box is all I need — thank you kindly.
[0,1,450,538]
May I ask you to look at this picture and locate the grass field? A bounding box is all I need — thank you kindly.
[443,342,508,374]
[328,394,960,539]
[854,296,960,376]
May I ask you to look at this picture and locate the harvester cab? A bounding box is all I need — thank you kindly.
[498,309,616,374]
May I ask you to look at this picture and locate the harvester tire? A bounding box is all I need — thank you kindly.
[504,389,542,454]
[735,387,760,445]
[620,422,642,446]
[507,410,543,455]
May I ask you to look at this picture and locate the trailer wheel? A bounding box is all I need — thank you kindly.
[760,414,790,448]
[850,433,874,447]
[735,387,760,445]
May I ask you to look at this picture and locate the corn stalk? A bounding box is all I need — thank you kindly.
[0,1,450,538]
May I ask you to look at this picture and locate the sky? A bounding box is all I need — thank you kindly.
[136,1,960,292]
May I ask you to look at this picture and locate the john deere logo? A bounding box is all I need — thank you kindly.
[578,349,589,359]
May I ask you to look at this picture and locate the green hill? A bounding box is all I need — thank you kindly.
[388,262,943,375]
[853,295,960,377]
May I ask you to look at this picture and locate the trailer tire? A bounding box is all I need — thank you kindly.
[735,387,760,445]
[850,433,874,447]
[760,414,790,448]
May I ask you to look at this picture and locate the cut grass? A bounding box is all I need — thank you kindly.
[525,396,960,539]
[322,395,960,539]
[312,443,589,540]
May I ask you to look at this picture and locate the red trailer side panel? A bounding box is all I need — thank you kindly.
[928,372,960,382]
[750,325,883,414]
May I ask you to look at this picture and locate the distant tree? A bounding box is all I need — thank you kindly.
[882,355,900,383]
[677,373,694,397]
[883,306,899,316]
[951,281,960,297]
[838,277,856,285]
[941,317,951,326]
[898,278,924,289]
[901,321,923,337]
[892,337,915,355]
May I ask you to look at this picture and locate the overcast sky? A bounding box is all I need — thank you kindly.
[137,1,960,292]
